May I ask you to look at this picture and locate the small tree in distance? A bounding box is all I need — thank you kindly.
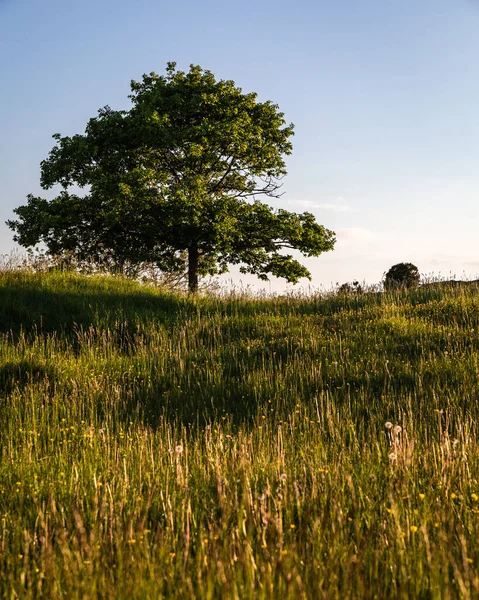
[7,62,336,292]
[337,280,363,294]
[383,263,420,291]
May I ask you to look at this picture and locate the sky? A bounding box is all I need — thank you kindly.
[1,0,478,291]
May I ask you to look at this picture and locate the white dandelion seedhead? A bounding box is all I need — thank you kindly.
[175,444,184,454]
[385,422,393,430]
[393,425,402,435]
[389,452,397,463]
[279,473,287,482]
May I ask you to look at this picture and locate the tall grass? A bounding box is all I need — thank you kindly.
[1,270,479,598]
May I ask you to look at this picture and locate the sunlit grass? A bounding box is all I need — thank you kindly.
[0,270,479,598]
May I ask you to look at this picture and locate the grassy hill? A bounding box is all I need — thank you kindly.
[1,270,479,598]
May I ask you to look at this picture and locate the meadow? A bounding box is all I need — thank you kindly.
[1,269,479,598]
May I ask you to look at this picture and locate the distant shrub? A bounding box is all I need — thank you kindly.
[337,280,363,294]
[384,263,420,290]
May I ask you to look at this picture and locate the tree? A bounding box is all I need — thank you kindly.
[8,62,336,292]
[383,263,420,291]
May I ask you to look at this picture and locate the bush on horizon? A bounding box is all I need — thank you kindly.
[384,262,420,291]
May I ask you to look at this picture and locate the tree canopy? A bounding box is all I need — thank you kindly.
[384,263,420,290]
[8,62,336,291]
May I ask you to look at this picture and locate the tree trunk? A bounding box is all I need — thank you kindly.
[188,245,199,293]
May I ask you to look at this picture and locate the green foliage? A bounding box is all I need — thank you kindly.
[1,271,479,596]
[384,262,420,290]
[7,63,335,292]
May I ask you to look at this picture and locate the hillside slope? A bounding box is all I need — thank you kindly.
[1,270,479,598]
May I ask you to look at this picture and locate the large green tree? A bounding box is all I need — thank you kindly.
[8,63,335,291]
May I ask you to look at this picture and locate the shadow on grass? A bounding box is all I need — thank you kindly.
[0,360,57,396]
[123,374,263,429]
[0,274,193,338]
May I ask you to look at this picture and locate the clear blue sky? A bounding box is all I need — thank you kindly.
[1,0,478,290]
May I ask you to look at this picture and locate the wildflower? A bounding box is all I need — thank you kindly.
[393,425,402,435]
[451,493,457,500]
[419,493,425,500]
[410,526,418,533]
[472,493,478,502]
[385,422,393,430]
[175,445,183,454]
